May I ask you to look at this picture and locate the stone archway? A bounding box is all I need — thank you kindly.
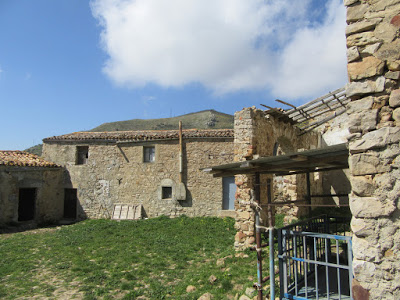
[233,107,320,248]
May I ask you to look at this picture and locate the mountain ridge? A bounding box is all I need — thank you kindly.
[90,109,233,132]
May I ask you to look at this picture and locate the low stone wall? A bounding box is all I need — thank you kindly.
[344,1,400,298]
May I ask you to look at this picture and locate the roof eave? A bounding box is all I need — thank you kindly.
[204,143,349,177]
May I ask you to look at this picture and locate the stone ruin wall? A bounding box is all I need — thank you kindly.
[43,138,234,220]
[0,166,64,224]
[344,0,400,298]
[233,108,320,248]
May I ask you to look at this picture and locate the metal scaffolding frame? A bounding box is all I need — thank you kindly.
[204,143,351,300]
[277,215,353,300]
[261,87,350,135]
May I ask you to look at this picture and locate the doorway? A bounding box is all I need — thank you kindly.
[64,189,77,219]
[18,188,36,221]
[222,177,235,210]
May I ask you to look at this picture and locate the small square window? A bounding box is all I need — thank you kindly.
[77,146,89,165]
[144,146,155,162]
[162,186,172,199]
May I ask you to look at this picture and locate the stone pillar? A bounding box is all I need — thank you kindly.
[345,1,400,298]
[234,108,257,249]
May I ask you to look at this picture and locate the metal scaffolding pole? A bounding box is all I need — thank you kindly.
[254,173,264,300]
[267,178,275,300]
[306,172,312,217]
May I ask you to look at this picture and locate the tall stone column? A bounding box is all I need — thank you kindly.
[234,108,257,249]
[345,1,400,298]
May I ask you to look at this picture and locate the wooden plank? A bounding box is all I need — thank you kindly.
[292,101,349,124]
[120,205,128,219]
[284,87,345,115]
[134,205,143,219]
[112,204,143,220]
[289,93,347,120]
[127,205,134,219]
[261,203,349,207]
[262,105,286,115]
[289,154,308,161]
[262,97,353,126]
[333,93,347,108]
[275,99,297,109]
[288,92,347,120]
[299,109,347,134]
[295,103,348,125]
[112,204,122,219]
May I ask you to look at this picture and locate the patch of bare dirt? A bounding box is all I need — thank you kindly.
[0,226,60,239]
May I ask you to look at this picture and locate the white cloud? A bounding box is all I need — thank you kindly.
[271,0,347,99]
[142,95,156,104]
[91,0,347,100]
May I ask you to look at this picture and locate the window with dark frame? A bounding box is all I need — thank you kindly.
[143,146,155,163]
[77,146,89,165]
[162,186,172,199]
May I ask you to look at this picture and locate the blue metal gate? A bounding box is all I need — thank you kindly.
[277,216,352,300]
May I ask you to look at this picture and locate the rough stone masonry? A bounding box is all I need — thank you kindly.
[233,108,320,249]
[345,0,400,298]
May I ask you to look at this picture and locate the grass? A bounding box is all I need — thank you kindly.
[0,216,260,299]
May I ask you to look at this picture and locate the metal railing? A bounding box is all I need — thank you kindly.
[277,216,352,300]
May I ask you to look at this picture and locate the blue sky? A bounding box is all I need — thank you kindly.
[0,0,347,150]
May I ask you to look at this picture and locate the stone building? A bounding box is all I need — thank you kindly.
[0,151,63,225]
[42,129,235,220]
[208,1,400,298]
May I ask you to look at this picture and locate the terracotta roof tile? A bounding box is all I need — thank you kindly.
[43,129,234,143]
[0,151,59,168]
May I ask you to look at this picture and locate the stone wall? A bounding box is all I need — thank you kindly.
[42,138,234,219]
[345,0,400,298]
[233,108,320,248]
[0,166,64,224]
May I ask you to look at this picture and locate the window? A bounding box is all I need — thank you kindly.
[77,146,89,165]
[143,146,155,162]
[162,186,172,199]
[222,177,235,210]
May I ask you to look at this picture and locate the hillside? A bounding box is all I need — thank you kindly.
[90,110,234,132]
[24,144,43,156]
[25,110,234,156]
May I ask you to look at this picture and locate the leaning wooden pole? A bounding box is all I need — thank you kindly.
[254,172,264,300]
[179,121,183,183]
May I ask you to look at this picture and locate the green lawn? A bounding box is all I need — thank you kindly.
[0,216,261,299]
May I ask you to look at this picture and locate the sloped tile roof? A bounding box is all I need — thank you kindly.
[43,129,234,143]
[0,151,59,168]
